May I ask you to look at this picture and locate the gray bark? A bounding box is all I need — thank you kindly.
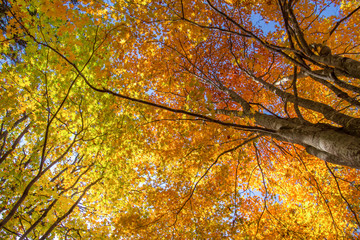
[218,109,360,169]
[311,54,360,80]
[262,116,360,169]
[257,114,360,169]
[278,127,360,168]
[305,146,354,169]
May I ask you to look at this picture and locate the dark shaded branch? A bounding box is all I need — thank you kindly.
[325,162,360,228]
[329,5,360,37]
[0,136,77,229]
[39,178,102,240]
[0,124,31,165]
[171,135,261,226]
[20,163,95,240]
[291,66,305,121]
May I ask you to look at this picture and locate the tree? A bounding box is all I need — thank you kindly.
[1,0,360,238]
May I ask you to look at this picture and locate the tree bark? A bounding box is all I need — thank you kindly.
[217,109,360,169]
[254,112,360,169]
[311,54,360,80]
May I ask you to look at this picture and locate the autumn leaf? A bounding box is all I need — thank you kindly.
[1,0,360,239]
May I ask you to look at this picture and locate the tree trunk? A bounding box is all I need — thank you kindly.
[254,113,360,169]
[311,53,360,80]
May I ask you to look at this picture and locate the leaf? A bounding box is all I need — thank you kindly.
[1,0,360,239]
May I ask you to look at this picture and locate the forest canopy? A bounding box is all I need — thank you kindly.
[1,0,360,238]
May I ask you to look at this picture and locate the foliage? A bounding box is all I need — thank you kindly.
[1,0,360,238]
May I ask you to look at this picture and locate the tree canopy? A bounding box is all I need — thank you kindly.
[1,0,360,238]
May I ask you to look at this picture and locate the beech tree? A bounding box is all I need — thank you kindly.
[1,0,360,238]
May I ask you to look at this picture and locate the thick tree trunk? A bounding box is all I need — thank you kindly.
[253,113,360,169]
[311,53,360,80]
[278,127,360,169]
